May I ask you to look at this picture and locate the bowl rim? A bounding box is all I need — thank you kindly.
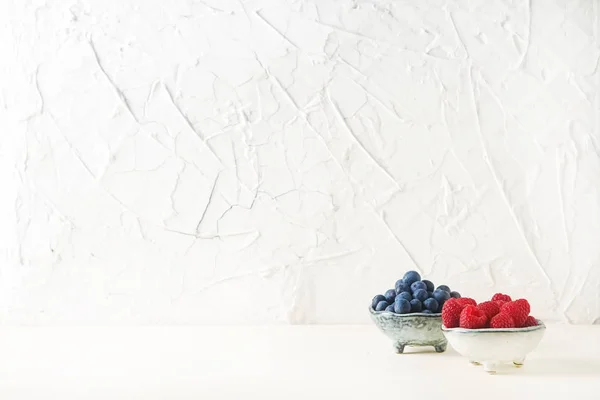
[368,306,441,317]
[442,319,546,333]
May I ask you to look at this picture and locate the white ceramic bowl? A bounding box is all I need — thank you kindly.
[442,320,546,374]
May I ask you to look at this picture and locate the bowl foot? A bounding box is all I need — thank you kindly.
[394,342,405,354]
[434,343,447,353]
[483,362,497,374]
[513,358,525,368]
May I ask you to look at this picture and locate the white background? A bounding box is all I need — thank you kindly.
[1,0,599,325]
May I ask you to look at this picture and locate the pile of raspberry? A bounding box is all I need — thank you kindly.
[442,293,538,329]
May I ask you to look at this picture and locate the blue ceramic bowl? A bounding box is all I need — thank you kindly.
[369,306,447,353]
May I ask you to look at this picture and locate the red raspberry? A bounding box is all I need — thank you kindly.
[491,293,512,302]
[495,300,507,309]
[442,298,464,328]
[490,312,516,328]
[477,301,501,319]
[459,305,488,329]
[456,297,477,307]
[521,315,538,327]
[500,299,530,327]
[515,299,531,314]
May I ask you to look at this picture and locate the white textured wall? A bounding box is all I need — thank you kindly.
[1,0,599,325]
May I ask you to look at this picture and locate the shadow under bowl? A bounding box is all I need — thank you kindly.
[369,306,447,353]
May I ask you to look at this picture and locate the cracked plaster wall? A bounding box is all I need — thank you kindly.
[0,0,599,325]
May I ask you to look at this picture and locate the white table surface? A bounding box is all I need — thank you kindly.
[0,324,598,399]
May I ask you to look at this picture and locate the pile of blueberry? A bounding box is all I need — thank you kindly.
[371,270,461,314]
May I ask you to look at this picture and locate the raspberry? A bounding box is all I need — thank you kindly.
[515,299,531,314]
[522,315,538,327]
[500,299,530,327]
[442,298,464,328]
[459,305,488,329]
[456,297,477,307]
[477,301,501,319]
[491,293,512,302]
[490,312,516,328]
[495,300,507,309]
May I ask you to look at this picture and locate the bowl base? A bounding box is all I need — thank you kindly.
[476,358,526,374]
[394,341,447,354]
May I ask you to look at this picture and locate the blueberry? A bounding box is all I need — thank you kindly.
[427,291,434,298]
[371,294,386,309]
[396,291,412,302]
[410,281,427,292]
[433,289,451,303]
[375,300,389,311]
[436,285,451,293]
[423,298,439,312]
[410,299,422,312]
[413,288,429,302]
[394,280,411,294]
[394,298,411,314]
[450,291,461,298]
[422,309,433,314]
[437,301,445,313]
[403,271,421,287]
[384,289,396,303]
[422,279,435,292]
[385,304,395,313]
